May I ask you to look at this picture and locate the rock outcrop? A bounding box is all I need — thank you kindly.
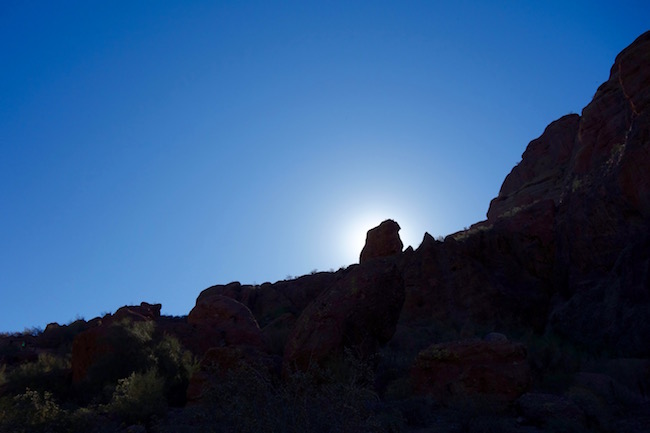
[284,260,405,372]
[71,302,162,383]
[3,29,650,433]
[391,30,650,358]
[187,294,264,351]
[359,219,403,264]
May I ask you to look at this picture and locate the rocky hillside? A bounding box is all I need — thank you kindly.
[1,31,649,433]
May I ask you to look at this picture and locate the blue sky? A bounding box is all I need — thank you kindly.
[1,1,648,332]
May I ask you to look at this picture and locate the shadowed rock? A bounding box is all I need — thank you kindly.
[188,294,264,350]
[411,339,530,405]
[284,260,405,373]
[359,219,403,264]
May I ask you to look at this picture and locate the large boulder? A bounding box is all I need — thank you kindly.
[188,294,264,352]
[112,302,161,322]
[195,272,338,330]
[359,219,403,264]
[284,260,405,372]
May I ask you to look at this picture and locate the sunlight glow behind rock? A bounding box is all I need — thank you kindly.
[337,205,425,265]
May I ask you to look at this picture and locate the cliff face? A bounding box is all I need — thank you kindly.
[481,30,650,356]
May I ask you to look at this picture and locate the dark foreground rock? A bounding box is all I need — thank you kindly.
[412,339,531,406]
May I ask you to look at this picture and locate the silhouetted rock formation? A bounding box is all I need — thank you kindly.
[188,294,264,349]
[359,219,403,264]
[71,302,163,383]
[3,30,650,432]
[391,30,650,358]
[283,260,405,373]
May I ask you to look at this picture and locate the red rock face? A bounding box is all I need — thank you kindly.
[411,339,530,405]
[360,219,403,264]
[188,294,264,350]
[283,260,405,373]
[71,303,162,383]
[487,114,580,221]
[71,326,108,383]
[458,30,650,357]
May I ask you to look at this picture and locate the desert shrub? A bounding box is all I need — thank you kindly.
[5,352,71,399]
[103,369,167,426]
[78,321,195,419]
[173,349,394,433]
[209,366,385,432]
[152,334,197,406]
[81,320,157,402]
[23,326,44,336]
[0,388,66,433]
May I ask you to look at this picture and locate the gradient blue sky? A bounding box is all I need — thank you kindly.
[1,1,648,332]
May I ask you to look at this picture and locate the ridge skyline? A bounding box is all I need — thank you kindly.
[2,2,649,332]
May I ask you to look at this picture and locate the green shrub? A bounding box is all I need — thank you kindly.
[153,334,197,406]
[81,319,157,402]
[104,369,167,426]
[155,348,393,432]
[0,388,65,433]
[5,352,71,399]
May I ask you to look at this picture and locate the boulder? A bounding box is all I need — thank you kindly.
[188,294,264,351]
[284,260,405,372]
[112,302,161,322]
[194,272,338,329]
[39,319,89,349]
[359,219,403,264]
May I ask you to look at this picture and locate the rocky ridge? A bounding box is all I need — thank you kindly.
[2,31,650,432]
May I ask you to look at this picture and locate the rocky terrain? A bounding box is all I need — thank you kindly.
[1,31,649,433]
